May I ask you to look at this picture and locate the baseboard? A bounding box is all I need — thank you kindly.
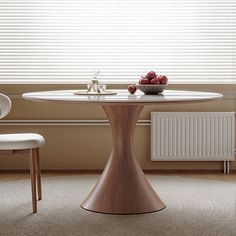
[0,169,101,174]
[0,169,235,174]
[144,169,226,174]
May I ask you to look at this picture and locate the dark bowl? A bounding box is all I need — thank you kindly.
[136,84,167,94]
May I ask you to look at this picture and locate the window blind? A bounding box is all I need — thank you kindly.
[0,0,235,84]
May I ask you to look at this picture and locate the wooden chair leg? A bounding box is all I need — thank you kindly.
[35,148,42,200]
[29,149,37,213]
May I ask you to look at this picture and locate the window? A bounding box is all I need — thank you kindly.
[0,0,235,84]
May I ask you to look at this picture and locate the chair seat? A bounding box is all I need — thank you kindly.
[0,133,45,150]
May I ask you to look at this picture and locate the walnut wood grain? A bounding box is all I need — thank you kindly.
[0,148,42,213]
[29,149,37,213]
[81,104,166,214]
[35,148,42,200]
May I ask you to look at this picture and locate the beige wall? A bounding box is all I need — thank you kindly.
[0,84,235,171]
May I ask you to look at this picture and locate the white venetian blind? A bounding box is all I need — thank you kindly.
[0,0,235,84]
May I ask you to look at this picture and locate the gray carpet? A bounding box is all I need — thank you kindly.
[0,175,235,236]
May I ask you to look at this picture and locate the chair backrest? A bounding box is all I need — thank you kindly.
[0,93,11,119]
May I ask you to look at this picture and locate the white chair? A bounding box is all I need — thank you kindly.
[0,93,45,213]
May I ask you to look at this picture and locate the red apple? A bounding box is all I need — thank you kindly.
[128,84,137,94]
[139,78,150,84]
[158,75,168,84]
[146,71,157,80]
[150,78,160,84]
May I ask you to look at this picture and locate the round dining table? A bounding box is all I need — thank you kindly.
[23,89,222,214]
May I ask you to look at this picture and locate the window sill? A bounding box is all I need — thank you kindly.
[0,80,235,85]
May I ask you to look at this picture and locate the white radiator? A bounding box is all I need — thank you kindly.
[151,112,235,161]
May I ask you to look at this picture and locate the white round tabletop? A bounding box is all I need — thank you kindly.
[23,89,223,104]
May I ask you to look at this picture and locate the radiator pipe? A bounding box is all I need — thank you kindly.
[0,113,235,126]
[0,119,150,126]
[223,161,227,174]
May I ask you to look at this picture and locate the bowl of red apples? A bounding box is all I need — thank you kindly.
[128,71,168,95]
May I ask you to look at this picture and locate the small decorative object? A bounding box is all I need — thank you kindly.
[87,79,102,93]
[74,70,117,95]
[87,71,102,93]
[135,70,168,94]
[86,71,107,93]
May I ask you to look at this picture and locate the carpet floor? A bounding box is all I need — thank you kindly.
[0,174,235,236]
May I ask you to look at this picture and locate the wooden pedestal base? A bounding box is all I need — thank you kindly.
[81,104,166,214]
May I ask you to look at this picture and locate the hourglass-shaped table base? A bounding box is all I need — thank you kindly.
[81,104,166,214]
